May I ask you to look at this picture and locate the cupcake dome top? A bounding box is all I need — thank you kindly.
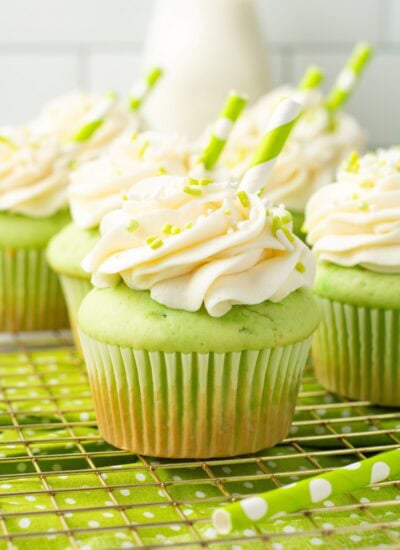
[305,148,400,273]
[0,126,71,217]
[82,175,315,317]
[222,86,365,212]
[69,131,193,229]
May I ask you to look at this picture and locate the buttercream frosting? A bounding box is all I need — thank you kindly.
[305,148,400,273]
[82,175,315,317]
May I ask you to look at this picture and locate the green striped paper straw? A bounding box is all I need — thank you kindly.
[239,98,302,194]
[213,448,400,534]
[200,91,248,170]
[129,67,163,111]
[298,65,324,91]
[325,42,373,113]
[72,91,118,143]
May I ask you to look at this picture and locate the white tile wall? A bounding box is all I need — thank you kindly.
[0,0,398,146]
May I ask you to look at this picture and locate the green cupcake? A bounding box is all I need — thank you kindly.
[78,175,319,457]
[0,128,71,331]
[47,132,192,346]
[305,149,400,407]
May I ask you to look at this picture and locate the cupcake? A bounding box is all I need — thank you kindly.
[0,126,71,330]
[305,148,400,406]
[78,174,319,457]
[47,131,192,345]
[222,85,365,236]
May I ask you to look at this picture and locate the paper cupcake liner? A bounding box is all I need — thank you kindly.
[79,331,312,458]
[313,297,400,407]
[0,248,68,332]
[59,275,92,349]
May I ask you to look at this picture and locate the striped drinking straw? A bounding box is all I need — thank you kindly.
[239,98,302,194]
[72,91,118,143]
[325,42,373,114]
[199,91,248,171]
[129,67,163,111]
[213,447,400,535]
[298,65,324,91]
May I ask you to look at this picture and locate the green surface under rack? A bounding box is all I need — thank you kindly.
[0,331,399,550]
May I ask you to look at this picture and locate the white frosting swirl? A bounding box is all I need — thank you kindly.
[305,148,400,273]
[0,127,71,216]
[69,131,193,229]
[222,86,365,211]
[33,91,141,160]
[82,175,315,317]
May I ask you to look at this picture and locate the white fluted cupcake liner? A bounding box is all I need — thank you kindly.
[0,248,68,331]
[79,330,312,458]
[59,275,92,349]
[313,297,400,407]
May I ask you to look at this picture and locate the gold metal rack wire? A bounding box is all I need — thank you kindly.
[0,331,399,549]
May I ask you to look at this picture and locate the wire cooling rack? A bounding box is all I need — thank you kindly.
[0,332,399,550]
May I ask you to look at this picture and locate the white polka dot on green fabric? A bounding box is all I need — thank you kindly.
[309,478,332,503]
[19,518,30,529]
[88,520,100,528]
[283,525,296,533]
[135,473,146,481]
[195,491,206,498]
[371,461,390,483]
[120,489,130,496]
[311,537,324,546]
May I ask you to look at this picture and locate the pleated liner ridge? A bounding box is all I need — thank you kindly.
[79,331,312,458]
[59,275,92,349]
[0,248,68,331]
[313,297,400,407]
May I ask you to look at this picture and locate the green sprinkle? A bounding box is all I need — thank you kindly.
[126,219,139,232]
[351,192,360,200]
[200,178,213,186]
[257,187,265,198]
[183,186,203,197]
[162,223,173,235]
[295,262,306,273]
[185,222,193,230]
[158,166,167,175]
[358,201,370,211]
[105,90,118,101]
[170,226,181,235]
[188,177,200,186]
[67,159,78,170]
[237,190,250,208]
[137,139,149,159]
[224,209,232,215]
[345,151,360,173]
[146,236,163,249]
[281,225,295,243]
[360,180,375,189]
[265,208,271,217]
[122,194,128,201]
[72,119,104,143]
[131,132,139,141]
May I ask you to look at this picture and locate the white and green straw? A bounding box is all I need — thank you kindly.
[239,98,302,194]
[72,91,118,143]
[129,66,163,111]
[298,65,324,91]
[199,91,248,170]
[325,42,373,113]
[213,448,400,535]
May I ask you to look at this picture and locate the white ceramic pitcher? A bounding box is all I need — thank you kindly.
[143,0,270,138]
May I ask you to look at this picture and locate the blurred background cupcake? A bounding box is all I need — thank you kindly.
[305,147,400,406]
